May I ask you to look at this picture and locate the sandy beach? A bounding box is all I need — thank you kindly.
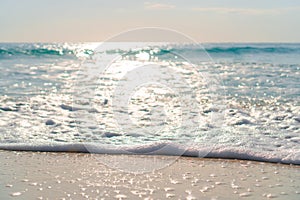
[0,150,299,200]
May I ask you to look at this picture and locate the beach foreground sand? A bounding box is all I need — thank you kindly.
[0,151,299,200]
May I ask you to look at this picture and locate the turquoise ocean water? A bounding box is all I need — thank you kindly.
[0,43,299,164]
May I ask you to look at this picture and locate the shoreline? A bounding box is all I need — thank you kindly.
[0,148,300,166]
[1,150,299,199]
[0,143,299,165]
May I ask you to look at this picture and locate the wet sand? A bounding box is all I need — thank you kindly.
[0,150,299,200]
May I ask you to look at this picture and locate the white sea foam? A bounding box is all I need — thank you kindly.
[0,142,299,165]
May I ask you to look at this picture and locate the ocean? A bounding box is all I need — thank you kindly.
[0,43,299,164]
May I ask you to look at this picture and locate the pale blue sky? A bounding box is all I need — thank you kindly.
[0,0,300,42]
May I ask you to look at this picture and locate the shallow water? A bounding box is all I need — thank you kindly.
[0,43,299,164]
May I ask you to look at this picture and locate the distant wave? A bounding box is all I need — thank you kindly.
[1,44,300,58]
[102,45,300,62]
[0,142,299,165]
[0,44,93,58]
[0,48,74,57]
[205,46,300,54]
[167,45,300,55]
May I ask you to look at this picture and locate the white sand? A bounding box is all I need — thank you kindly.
[0,150,299,199]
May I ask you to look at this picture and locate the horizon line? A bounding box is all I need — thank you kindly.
[1,41,300,44]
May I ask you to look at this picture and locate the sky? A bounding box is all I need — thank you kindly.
[0,0,300,42]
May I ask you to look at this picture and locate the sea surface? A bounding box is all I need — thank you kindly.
[0,43,299,164]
